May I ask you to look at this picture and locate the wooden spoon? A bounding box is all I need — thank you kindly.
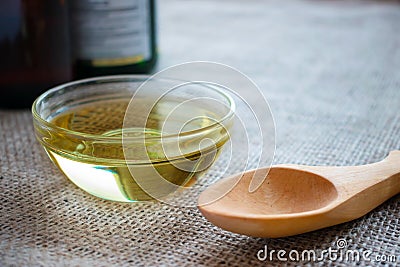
[198,150,400,238]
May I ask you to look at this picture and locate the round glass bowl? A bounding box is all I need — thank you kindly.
[32,76,235,202]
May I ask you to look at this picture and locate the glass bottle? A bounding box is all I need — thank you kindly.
[69,0,157,79]
[0,0,72,109]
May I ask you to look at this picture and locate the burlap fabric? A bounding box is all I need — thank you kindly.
[1,0,399,266]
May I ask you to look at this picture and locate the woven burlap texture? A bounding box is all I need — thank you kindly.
[1,0,400,266]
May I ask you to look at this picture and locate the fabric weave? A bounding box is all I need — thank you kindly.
[1,0,399,266]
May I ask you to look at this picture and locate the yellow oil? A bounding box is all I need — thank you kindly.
[43,98,230,202]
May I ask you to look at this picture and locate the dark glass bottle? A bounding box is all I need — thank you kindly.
[0,0,72,109]
[70,0,157,79]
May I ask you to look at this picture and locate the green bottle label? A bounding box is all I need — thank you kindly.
[71,0,151,67]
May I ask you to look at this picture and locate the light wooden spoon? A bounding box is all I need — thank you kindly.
[198,151,400,238]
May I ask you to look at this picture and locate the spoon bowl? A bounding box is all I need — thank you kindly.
[198,151,400,237]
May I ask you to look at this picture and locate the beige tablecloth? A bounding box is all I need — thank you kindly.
[1,0,399,266]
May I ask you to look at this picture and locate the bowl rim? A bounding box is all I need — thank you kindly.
[32,75,236,142]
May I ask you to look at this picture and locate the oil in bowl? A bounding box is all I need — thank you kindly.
[32,76,234,202]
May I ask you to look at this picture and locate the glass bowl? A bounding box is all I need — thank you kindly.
[32,76,235,202]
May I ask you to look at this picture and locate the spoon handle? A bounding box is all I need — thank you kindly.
[321,150,399,191]
[281,150,399,190]
[281,150,400,219]
[330,150,400,220]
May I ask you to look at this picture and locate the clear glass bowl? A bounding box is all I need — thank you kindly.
[32,76,234,202]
